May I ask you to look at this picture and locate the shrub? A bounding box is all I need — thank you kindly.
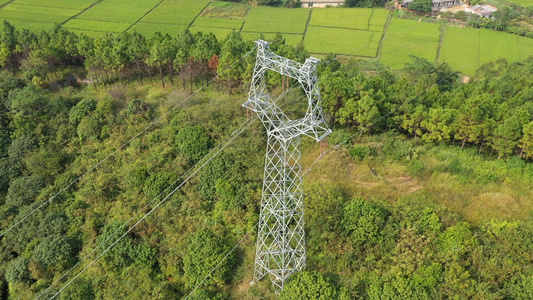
[175,125,212,162]
[342,198,389,245]
[350,145,370,161]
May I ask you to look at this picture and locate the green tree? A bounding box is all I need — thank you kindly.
[492,115,522,158]
[5,257,30,283]
[38,213,69,238]
[32,234,73,269]
[146,33,176,87]
[96,222,134,270]
[519,121,533,158]
[60,278,94,300]
[217,30,247,95]
[408,0,432,13]
[183,229,235,288]
[421,107,455,142]
[6,175,45,208]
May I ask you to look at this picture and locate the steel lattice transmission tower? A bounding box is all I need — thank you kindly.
[244,40,331,292]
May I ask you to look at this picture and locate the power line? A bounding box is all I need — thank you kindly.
[44,84,298,300]
[0,46,258,239]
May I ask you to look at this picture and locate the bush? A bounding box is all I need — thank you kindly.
[280,271,350,300]
[183,229,234,288]
[439,222,478,261]
[342,198,389,245]
[175,125,212,162]
[69,98,96,125]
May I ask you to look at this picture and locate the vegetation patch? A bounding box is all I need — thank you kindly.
[0,18,56,30]
[2,3,81,16]
[479,29,520,67]
[142,0,209,25]
[0,10,71,23]
[75,0,160,24]
[190,26,234,40]
[12,0,94,10]
[129,22,187,37]
[305,26,380,57]
[200,1,249,19]
[67,28,109,38]
[379,18,440,69]
[506,0,533,6]
[241,32,303,46]
[192,16,243,29]
[368,8,389,31]
[242,6,309,34]
[64,19,130,33]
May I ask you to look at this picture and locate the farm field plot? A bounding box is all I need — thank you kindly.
[380,18,440,69]
[441,26,533,75]
[2,3,80,16]
[142,0,209,25]
[68,29,110,38]
[440,27,479,75]
[192,17,243,29]
[190,27,234,40]
[13,0,94,10]
[129,22,186,37]
[0,10,71,23]
[241,32,303,46]
[0,18,56,30]
[507,0,533,6]
[368,9,389,32]
[200,1,249,19]
[479,29,520,66]
[517,35,533,60]
[64,19,130,33]
[309,8,372,31]
[305,26,380,57]
[76,0,160,24]
[242,6,309,34]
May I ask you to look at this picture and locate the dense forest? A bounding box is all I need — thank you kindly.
[0,21,532,299]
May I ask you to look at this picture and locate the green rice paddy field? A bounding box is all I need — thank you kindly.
[0,0,531,75]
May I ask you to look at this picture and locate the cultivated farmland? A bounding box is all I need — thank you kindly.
[0,1,530,75]
[141,0,209,25]
[241,6,310,34]
[440,26,533,75]
[379,18,441,69]
[0,0,93,30]
[507,0,533,6]
[440,26,479,75]
[305,27,381,57]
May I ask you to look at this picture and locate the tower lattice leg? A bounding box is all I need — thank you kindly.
[253,134,305,293]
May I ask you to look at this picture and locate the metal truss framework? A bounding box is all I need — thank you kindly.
[244,40,331,292]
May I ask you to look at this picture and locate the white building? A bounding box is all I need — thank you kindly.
[301,0,345,8]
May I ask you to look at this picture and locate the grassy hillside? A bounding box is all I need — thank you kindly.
[0,0,531,74]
